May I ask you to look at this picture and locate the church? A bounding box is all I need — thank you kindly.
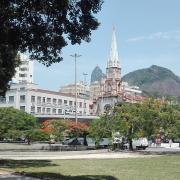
[92,28,143,114]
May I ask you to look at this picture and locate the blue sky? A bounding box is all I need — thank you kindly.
[34,0,180,90]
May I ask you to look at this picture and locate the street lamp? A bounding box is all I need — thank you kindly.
[70,53,81,124]
[83,72,88,115]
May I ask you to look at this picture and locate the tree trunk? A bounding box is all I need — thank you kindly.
[128,126,133,151]
[129,139,133,151]
[83,134,88,146]
[27,138,31,145]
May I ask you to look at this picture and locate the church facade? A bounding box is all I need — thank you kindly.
[94,28,123,114]
[93,28,144,114]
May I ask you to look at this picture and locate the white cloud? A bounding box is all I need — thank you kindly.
[126,30,180,42]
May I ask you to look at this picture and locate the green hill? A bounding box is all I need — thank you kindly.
[122,65,180,97]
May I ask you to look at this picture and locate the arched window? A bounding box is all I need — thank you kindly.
[118,82,121,91]
[108,83,112,92]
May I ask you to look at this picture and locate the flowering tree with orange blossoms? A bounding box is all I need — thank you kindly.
[40,120,53,134]
[66,121,89,145]
[40,120,68,141]
[40,120,89,143]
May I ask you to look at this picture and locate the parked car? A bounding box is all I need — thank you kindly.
[132,137,148,150]
[62,138,83,145]
[98,138,111,148]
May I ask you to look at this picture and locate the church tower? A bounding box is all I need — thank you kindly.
[104,28,121,96]
[95,28,123,114]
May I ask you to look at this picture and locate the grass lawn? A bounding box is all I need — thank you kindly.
[0,155,180,180]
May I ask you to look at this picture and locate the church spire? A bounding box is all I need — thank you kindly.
[107,27,120,68]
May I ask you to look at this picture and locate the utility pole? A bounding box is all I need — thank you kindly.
[70,53,81,124]
[83,72,88,115]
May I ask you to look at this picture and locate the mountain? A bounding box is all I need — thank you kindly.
[122,65,180,97]
[91,65,105,83]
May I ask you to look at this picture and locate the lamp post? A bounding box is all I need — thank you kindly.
[83,72,88,115]
[70,53,81,124]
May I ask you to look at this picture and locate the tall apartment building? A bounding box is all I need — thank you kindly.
[12,54,34,83]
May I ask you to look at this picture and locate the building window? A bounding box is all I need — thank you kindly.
[21,61,28,65]
[42,97,46,103]
[20,87,25,91]
[53,108,56,114]
[9,96,14,103]
[20,67,28,71]
[69,101,73,106]
[37,107,41,114]
[53,98,57,104]
[58,109,62,114]
[31,96,35,103]
[42,107,45,114]
[84,103,86,108]
[108,83,112,92]
[37,96,41,104]
[47,98,51,103]
[79,102,82,108]
[46,108,51,114]
[31,106,35,113]
[20,106,25,111]
[64,100,67,104]
[19,73,27,77]
[58,99,62,105]
[20,95,25,103]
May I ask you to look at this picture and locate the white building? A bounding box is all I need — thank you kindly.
[59,82,90,98]
[122,82,142,96]
[90,81,101,100]
[0,83,91,116]
[12,54,34,83]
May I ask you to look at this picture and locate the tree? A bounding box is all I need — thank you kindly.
[67,121,89,145]
[0,107,38,144]
[51,120,68,141]
[89,99,180,150]
[0,0,103,95]
[0,49,20,95]
[112,103,143,150]
[40,119,68,141]
[89,114,113,145]
[40,120,89,144]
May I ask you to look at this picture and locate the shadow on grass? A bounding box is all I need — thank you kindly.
[0,159,57,169]
[0,160,118,180]
[24,172,118,180]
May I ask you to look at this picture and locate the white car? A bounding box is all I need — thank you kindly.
[132,138,148,150]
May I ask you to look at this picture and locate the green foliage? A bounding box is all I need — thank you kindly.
[51,120,68,141]
[89,99,180,149]
[0,0,103,95]
[0,107,38,142]
[0,50,20,96]
[89,114,112,144]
